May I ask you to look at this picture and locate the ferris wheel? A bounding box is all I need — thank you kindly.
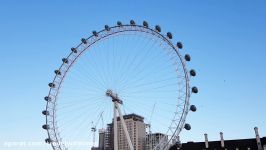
[42,20,198,150]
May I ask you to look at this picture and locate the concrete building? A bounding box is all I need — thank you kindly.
[91,147,99,150]
[170,137,266,150]
[104,114,146,150]
[98,129,106,150]
[105,123,113,150]
[170,127,266,150]
[117,114,146,150]
[146,133,168,150]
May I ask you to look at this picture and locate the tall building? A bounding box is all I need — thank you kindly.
[91,147,99,150]
[98,129,106,150]
[118,114,146,150]
[146,133,168,150]
[105,123,113,150]
[105,113,146,150]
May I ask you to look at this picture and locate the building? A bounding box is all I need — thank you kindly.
[169,137,266,150]
[146,133,168,150]
[98,129,106,150]
[170,127,266,150]
[117,114,146,150]
[105,123,114,150]
[105,113,146,150]
[91,147,99,150]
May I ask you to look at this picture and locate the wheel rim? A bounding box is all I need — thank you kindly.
[43,23,193,150]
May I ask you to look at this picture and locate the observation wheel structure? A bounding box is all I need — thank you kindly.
[42,20,198,150]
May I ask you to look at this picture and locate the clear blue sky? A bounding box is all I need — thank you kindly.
[0,0,266,149]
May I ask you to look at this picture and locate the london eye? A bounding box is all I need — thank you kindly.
[42,20,198,150]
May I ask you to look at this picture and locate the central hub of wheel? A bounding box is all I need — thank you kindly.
[106,89,123,104]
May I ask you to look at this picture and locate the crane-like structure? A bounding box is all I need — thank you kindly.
[106,89,134,150]
[91,111,104,148]
[147,102,156,134]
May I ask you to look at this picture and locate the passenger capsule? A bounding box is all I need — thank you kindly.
[45,138,52,143]
[44,96,51,101]
[184,54,191,61]
[105,25,110,31]
[42,110,49,115]
[190,69,196,76]
[192,86,198,93]
[167,32,173,39]
[62,58,68,64]
[71,47,77,53]
[184,123,191,130]
[143,21,149,27]
[117,21,122,26]
[92,31,98,36]
[155,25,161,32]
[190,105,197,112]
[81,38,87,44]
[48,83,55,88]
[130,20,135,25]
[176,42,183,49]
[54,70,61,75]
[42,124,50,130]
